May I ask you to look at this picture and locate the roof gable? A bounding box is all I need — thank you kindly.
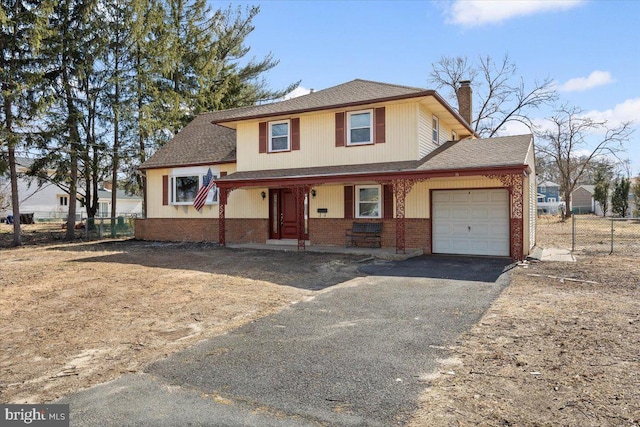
[207,79,431,124]
[139,116,236,170]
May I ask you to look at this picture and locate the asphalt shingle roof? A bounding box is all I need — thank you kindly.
[139,79,479,170]
[216,134,533,183]
[416,134,533,171]
[139,116,236,170]
[208,79,434,123]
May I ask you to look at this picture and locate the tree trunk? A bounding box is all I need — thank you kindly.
[136,45,147,218]
[111,40,120,237]
[563,189,572,219]
[8,145,22,246]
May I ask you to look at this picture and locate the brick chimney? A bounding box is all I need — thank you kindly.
[456,80,473,127]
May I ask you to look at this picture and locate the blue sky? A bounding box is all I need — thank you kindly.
[230,0,640,175]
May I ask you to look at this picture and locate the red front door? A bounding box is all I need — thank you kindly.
[269,189,308,240]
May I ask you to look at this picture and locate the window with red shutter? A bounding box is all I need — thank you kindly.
[259,122,267,153]
[344,185,353,219]
[291,118,300,151]
[162,175,169,205]
[335,112,345,147]
[375,107,386,144]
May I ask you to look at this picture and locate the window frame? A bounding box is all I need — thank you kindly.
[451,130,457,141]
[268,119,291,152]
[347,109,374,146]
[59,195,68,206]
[432,115,440,144]
[170,173,218,206]
[355,184,382,219]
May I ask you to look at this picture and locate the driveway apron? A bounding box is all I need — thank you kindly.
[61,256,513,426]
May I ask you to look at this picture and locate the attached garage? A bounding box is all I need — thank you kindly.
[432,189,510,256]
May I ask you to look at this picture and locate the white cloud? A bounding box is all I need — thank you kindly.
[583,97,640,127]
[283,86,311,100]
[447,0,584,27]
[558,71,615,92]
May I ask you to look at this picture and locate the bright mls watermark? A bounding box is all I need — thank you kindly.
[0,405,69,426]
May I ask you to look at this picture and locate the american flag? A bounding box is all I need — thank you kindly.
[193,168,215,211]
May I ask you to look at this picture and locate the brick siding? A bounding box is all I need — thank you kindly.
[310,218,431,252]
[135,218,219,242]
[136,217,431,251]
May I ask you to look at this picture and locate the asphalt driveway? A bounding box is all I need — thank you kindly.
[60,255,513,426]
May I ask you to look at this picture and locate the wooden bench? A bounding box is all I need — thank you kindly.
[345,222,382,248]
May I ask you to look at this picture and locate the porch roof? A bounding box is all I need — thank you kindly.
[216,134,533,188]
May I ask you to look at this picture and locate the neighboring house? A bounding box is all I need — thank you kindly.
[571,185,597,214]
[0,157,142,221]
[537,181,559,202]
[136,79,537,259]
[536,180,561,215]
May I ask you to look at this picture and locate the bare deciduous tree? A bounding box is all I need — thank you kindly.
[536,105,633,218]
[429,54,557,137]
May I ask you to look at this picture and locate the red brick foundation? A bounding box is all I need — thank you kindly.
[309,218,431,252]
[135,218,269,244]
[136,217,431,251]
[135,218,219,242]
[226,219,269,244]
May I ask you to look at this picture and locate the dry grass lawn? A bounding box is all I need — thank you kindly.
[410,216,639,426]
[1,219,639,427]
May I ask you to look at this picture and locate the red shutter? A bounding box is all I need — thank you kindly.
[162,175,169,205]
[383,184,393,218]
[291,118,300,151]
[335,112,345,147]
[259,122,267,153]
[344,185,353,219]
[375,107,386,144]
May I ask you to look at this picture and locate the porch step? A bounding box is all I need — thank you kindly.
[265,239,311,246]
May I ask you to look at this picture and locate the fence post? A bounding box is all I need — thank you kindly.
[610,218,614,255]
[572,215,575,252]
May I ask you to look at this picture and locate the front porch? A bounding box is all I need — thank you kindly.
[227,240,424,261]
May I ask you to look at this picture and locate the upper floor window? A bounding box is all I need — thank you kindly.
[355,185,381,218]
[433,115,440,144]
[348,110,373,145]
[171,173,218,205]
[59,195,68,206]
[269,120,290,152]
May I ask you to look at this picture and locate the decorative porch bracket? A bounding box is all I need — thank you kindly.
[218,186,236,246]
[378,178,421,254]
[293,185,310,251]
[484,173,525,260]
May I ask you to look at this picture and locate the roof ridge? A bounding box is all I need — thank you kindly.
[351,78,427,92]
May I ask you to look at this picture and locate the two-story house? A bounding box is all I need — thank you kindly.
[536,180,561,215]
[136,79,536,259]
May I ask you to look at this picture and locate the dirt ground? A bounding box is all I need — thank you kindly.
[0,224,366,404]
[1,218,639,426]
[411,216,640,426]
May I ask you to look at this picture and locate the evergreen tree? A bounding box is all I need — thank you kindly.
[39,0,99,239]
[593,167,612,216]
[611,177,630,218]
[0,0,52,246]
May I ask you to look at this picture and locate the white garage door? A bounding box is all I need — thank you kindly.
[432,189,510,256]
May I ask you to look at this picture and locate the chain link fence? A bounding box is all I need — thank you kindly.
[572,216,640,255]
[82,216,136,240]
